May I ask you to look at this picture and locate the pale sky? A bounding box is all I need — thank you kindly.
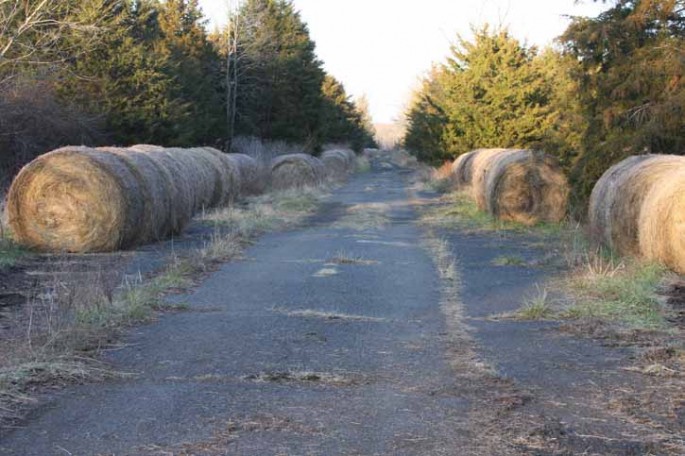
[198,0,606,123]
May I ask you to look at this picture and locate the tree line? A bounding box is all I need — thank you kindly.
[403,0,685,215]
[0,0,376,185]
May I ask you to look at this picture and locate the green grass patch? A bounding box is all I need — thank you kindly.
[421,191,567,238]
[564,261,669,329]
[356,157,371,173]
[516,287,555,320]
[0,233,25,269]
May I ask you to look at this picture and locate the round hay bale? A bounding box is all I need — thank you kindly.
[451,150,479,189]
[468,148,510,209]
[270,153,325,190]
[589,154,685,272]
[195,147,241,207]
[129,145,195,233]
[588,155,655,255]
[6,146,146,252]
[224,153,266,196]
[322,150,350,180]
[483,149,569,225]
[99,147,175,242]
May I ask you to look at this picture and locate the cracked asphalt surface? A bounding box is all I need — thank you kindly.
[2,156,676,455]
[1,162,473,455]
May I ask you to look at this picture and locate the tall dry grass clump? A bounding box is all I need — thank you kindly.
[589,154,685,274]
[270,153,326,190]
[6,146,242,253]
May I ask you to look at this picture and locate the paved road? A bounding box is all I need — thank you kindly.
[1,162,474,455]
[3,157,669,455]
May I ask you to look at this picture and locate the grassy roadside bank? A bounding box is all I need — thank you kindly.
[0,185,327,427]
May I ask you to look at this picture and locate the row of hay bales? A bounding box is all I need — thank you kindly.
[449,148,685,274]
[450,148,569,225]
[6,146,357,253]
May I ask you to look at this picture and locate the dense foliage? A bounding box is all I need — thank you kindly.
[0,0,375,185]
[404,0,685,216]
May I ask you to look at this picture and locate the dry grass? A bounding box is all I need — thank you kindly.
[329,250,378,265]
[201,186,323,236]
[333,202,389,230]
[272,308,386,322]
[0,184,327,426]
[562,254,671,329]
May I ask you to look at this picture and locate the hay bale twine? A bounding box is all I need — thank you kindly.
[225,153,266,196]
[270,153,325,190]
[322,150,350,180]
[6,146,146,252]
[589,154,685,273]
[483,149,569,225]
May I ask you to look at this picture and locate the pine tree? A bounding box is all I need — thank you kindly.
[559,0,685,206]
[157,0,225,145]
[231,0,326,150]
[58,0,190,145]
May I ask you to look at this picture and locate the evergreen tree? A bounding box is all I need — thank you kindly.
[403,27,560,164]
[58,0,191,145]
[157,0,225,145]
[559,0,685,206]
[232,0,326,150]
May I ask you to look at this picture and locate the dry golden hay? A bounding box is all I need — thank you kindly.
[482,149,569,225]
[322,150,350,180]
[224,153,266,196]
[128,145,195,233]
[270,153,326,190]
[589,154,685,273]
[6,146,146,252]
[467,148,510,208]
[451,150,479,188]
[98,147,175,241]
[7,145,244,253]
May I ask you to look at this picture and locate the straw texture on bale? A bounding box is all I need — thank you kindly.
[589,154,685,273]
[224,153,265,196]
[481,149,568,225]
[98,147,175,240]
[7,145,243,253]
[270,153,326,190]
[7,147,145,252]
[322,150,351,180]
[467,148,510,208]
[451,150,480,188]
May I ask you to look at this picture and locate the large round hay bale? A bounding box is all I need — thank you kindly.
[129,145,195,233]
[98,147,175,241]
[224,153,266,196]
[483,149,568,225]
[270,153,325,190]
[467,148,509,208]
[451,150,479,188]
[322,150,350,180]
[6,147,146,252]
[6,145,246,253]
[194,147,240,207]
[589,154,685,273]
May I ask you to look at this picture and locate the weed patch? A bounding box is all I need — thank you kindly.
[563,259,670,329]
